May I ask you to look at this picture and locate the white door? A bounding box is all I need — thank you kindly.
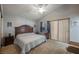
[50,21,58,40]
[59,19,69,43]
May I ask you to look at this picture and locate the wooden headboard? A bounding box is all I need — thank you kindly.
[15,25,33,36]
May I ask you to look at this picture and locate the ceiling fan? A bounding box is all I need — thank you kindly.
[33,4,48,14]
[33,4,48,8]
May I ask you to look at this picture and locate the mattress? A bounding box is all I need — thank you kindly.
[14,33,46,54]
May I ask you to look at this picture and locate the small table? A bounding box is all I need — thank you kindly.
[44,32,50,39]
[4,36,14,46]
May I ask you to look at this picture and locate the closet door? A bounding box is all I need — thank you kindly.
[59,19,69,43]
[50,21,58,40]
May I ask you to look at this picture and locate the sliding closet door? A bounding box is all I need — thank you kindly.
[59,19,69,43]
[50,21,58,40]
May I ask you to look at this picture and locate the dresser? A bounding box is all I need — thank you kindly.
[4,35,14,46]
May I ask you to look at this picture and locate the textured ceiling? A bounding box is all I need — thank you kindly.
[3,4,62,21]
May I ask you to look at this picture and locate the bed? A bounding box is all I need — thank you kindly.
[14,25,46,54]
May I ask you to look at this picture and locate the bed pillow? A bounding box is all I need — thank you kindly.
[16,33,35,38]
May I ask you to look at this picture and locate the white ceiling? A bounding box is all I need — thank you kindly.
[2,4,63,21]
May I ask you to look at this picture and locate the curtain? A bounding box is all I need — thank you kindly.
[40,22,42,32]
[47,21,50,33]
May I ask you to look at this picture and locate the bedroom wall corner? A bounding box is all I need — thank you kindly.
[36,5,79,43]
[3,16,36,37]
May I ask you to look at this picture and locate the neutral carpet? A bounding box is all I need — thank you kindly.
[30,39,72,54]
[0,39,77,54]
[0,44,21,54]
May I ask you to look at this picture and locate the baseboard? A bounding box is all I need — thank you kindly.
[69,41,79,46]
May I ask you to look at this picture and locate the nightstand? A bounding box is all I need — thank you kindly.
[35,32,39,34]
[44,32,50,39]
[4,36,14,46]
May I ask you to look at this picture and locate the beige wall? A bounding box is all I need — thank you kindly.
[3,16,36,37]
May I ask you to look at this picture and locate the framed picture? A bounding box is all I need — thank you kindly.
[7,22,12,27]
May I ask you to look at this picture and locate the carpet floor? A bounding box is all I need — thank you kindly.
[30,39,73,54]
[1,39,79,54]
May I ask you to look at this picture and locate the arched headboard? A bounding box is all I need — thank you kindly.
[15,25,33,36]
